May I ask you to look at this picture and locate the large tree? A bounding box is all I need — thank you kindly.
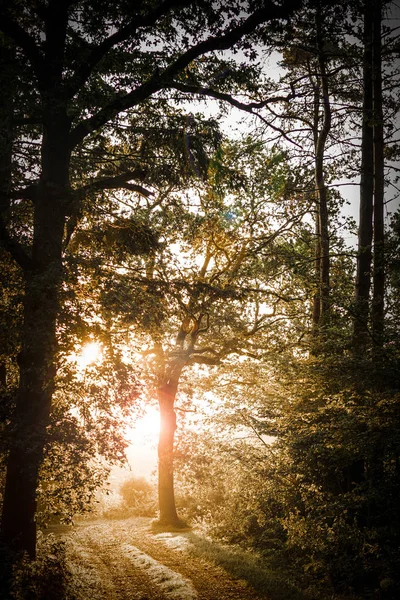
[72,138,309,526]
[0,0,302,557]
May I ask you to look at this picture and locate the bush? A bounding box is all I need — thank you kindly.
[10,534,69,600]
[119,476,157,517]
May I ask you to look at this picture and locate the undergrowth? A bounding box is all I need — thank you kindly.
[9,533,69,600]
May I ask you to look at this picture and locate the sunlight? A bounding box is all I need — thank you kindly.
[126,406,160,444]
[79,341,103,368]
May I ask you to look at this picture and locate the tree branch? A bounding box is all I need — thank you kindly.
[0,218,32,271]
[9,185,38,202]
[187,355,221,366]
[169,81,295,110]
[74,170,153,199]
[167,81,302,148]
[65,0,191,99]
[69,1,300,149]
[191,346,220,356]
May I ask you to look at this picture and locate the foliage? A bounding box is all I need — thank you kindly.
[10,534,70,600]
[119,476,157,517]
[175,339,400,598]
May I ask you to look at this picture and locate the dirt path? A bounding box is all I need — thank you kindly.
[52,517,270,600]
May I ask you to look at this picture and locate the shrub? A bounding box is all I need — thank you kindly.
[11,534,69,600]
[119,476,157,517]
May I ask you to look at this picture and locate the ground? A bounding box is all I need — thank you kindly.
[46,517,272,600]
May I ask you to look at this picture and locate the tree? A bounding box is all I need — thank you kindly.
[0,0,303,557]
[75,137,309,526]
[353,0,398,350]
[219,0,356,340]
[353,0,375,348]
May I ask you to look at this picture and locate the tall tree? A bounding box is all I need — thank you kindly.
[353,0,388,350]
[78,139,308,526]
[228,0,353,338]
[353,0,374,348]
[371,0,385,348]
[0,0,302,557]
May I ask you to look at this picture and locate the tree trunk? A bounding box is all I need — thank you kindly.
[1,110,70,556]
[372,0,384,349]
[353,0,374,349]
[1,260,62,557]
[156,353,187,526]
[315,46,331,327]
[157,387,180,526]
[312,76,321,333]
[312,207,322,332]
[311,6,331,334]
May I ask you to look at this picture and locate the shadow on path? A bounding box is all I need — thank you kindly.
[152,529,310,600]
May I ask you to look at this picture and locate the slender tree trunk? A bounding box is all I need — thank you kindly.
[312,74,322,333]
[312,206,322,331]
[372,0,385,348]
[315,39,331,326]
[353,0,374,349]
[311,6,331,334]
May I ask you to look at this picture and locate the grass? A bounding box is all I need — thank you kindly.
[151,518,191,533]
[176,530,313,600]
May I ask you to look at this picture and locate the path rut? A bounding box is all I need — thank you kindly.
[54,517,270,600]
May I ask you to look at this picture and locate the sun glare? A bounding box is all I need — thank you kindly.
[127,407,160,444]
[79,341,102,367]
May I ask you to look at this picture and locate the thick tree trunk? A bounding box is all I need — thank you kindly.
[353,0,374,349]
[1,256,63,556]
[1,111,70,556]
[372,1,385,348]
[1,201,65,556]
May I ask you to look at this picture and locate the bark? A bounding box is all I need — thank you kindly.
[315,11,331,326]
[312,205,322,331]
[157,361,184,526]
[154,316,204,526]
[372,0,384,348]
[1,167,69,558]
[1,81,70,558]
[353,0,374,349]
[312,71,321,332]
[157,387,180,525]
[0,3,73,557]
[311,7,331,334]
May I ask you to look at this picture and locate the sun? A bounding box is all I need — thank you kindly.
[79,341,103,367]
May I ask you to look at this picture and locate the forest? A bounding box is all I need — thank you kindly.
[0,0,400,598]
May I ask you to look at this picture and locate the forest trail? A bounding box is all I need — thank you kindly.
[50,517,270,600]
